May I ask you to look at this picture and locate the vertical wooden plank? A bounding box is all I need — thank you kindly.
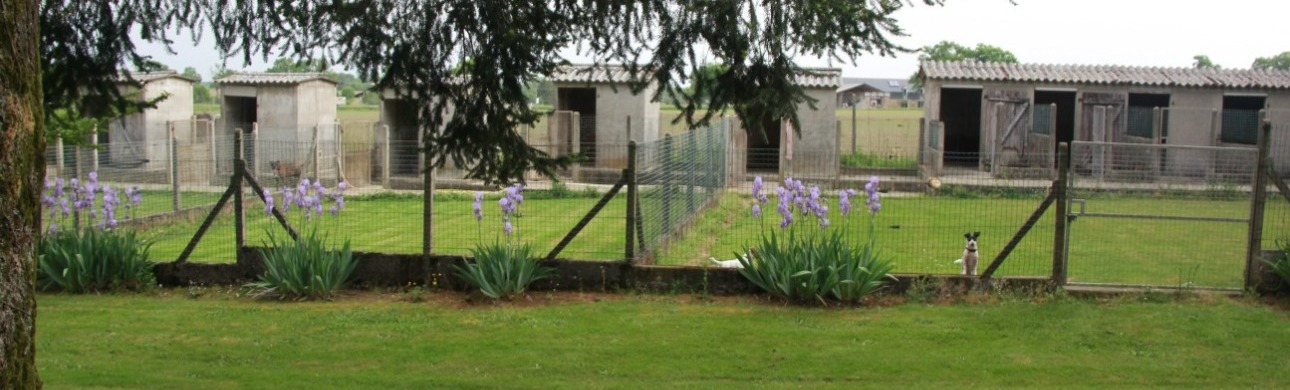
[1246,115,1271,290]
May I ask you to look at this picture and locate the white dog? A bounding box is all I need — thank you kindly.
[709,248,757,269]
[953,231,981,276]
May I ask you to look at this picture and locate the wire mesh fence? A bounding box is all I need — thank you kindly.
[635,123,730,258]
[35,106,1290,289]
[1067,140,1257,288]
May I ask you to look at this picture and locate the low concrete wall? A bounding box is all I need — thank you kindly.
[153,248,1052,295]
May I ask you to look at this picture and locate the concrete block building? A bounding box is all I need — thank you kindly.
[215,72,338,178]
[550,65,661,168]
[918,61,1290,178]
[102,71,197,170]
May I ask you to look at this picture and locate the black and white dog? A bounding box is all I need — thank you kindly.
[953,232,981,276]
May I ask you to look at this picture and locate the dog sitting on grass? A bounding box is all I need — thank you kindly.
[953,231,980,276]
[269,160,302,186]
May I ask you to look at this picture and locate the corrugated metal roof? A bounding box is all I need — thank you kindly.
[795,68,842,88]
[549,65,642,84]
[216,72,337,85]
[117,70,197,84]
[550,65,841,88]
[921,61,1290,89]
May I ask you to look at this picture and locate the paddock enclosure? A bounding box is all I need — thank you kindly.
[41,62,1290,292]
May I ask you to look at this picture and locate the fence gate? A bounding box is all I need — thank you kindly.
[986,89,1030,173]
[1066,140,1256,290]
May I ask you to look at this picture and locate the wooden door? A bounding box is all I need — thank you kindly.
[985,89,1031,172]
[1078,92,1126,177]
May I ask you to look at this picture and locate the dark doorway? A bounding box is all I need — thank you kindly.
[385,99,421,175]
[224,96,258,169]
[1035,90,1077,145]
[747,119,781,172]
[939,87,983,165]
[1127,93,1170,139]
[558,88,598,164]
[1220,95,1265,145]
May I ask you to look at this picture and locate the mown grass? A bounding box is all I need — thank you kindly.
[657,191,1290,288]
[130,187,1287,288]
[139,191,627,263]
[35,292,1290,389]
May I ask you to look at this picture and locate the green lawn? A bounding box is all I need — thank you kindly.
[35,292,1290,389]
[139,192,628,263]
[657,192,1288,288]
[129,188,1286,288]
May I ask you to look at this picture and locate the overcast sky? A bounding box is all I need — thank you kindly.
[138,0,1290,80]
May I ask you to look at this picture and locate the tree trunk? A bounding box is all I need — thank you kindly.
[0,0,44,388]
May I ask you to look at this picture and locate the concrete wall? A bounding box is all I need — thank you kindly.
[781,86,839,180]
[107,78,193,170]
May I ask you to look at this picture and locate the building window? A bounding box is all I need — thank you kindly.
[1220,95,1265,145]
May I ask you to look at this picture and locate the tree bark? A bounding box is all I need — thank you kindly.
[0,0,44,387]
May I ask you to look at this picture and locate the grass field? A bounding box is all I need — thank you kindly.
[35,292,1290,389]
[139,192,628,262]
[129,186,1288,288]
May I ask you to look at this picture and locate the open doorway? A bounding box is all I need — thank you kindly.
[939,87,982,166]
[1035,90,1076,167]
[384,99,421,176]
[558,88,597,165]
[224,96,258,169]
[746,118,781,172]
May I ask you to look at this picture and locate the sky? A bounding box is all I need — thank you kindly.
[137,0,1290,80]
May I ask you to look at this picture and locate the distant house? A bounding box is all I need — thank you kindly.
[215,72,339,179]
[836,77,922,108]
[917,60,1290,178]
[100,71,197,170]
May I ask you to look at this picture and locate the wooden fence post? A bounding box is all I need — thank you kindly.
[1246,115,1272,290]
[233,130,246,250]
[1052,142,1071,285]
[625,141,638,262]
[90,125,99,172]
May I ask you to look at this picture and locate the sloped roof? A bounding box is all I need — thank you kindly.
[549,65,643,84]
[920,61,1290,89]
[795,68,842,89]
[550,64,841,88]
[839,77,910,93]
[216,72,338,85]
[117,70,198,84]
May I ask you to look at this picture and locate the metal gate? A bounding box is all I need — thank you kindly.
[1066,140,1257,290]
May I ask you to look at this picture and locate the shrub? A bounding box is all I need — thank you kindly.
[38,228,154,292]
[456,184,554,299]
[251,229,356,300]
[251,179,355,300]
[1263,241,1290,285]
[737,176,895,304]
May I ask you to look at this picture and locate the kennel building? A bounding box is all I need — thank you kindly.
[918,60,1290,178]
[215,72,338,179]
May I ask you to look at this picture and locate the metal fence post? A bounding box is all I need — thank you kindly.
[1052,142,1071,285]
[1245,115,1272,290]
[169,123,181,212]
